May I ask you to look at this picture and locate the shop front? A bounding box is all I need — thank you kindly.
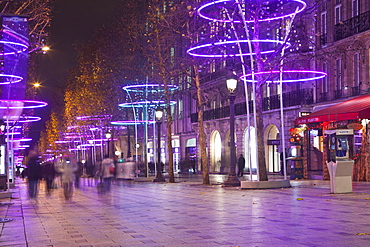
[295,95,370,180]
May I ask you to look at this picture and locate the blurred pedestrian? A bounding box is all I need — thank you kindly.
[42,160,56,197]
[237,154,245,177]
[56,155,78,201]
[75,161,83,188]
[100,155,115,192]
[26,150,42,199]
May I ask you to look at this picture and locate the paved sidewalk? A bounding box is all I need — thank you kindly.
[1,176,370,246]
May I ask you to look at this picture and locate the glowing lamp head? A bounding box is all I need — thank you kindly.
[0,120,5,132]
[115,150,121,156]
[33,82,41,88]
[226,74,238,93]
[41,46,50,53]
[155,107,163,121]
[105,132,112,139]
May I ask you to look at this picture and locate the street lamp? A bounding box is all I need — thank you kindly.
[153,107,166,182]
[105,131,112,158]
[223,73,240,187]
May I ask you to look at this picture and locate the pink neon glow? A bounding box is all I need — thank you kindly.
[0,74,23,84]
[122,84,178,92]
[198,0,306,23]
[187,40,291,58]
[240,70,327,83]
[2,30,29,48]
[0,40,28,56]
[0,100,47,109]
[111,120,156,125]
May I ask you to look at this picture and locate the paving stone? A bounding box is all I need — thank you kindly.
[2,177,370,246]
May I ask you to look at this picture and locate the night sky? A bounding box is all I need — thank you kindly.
[33,0,124,144]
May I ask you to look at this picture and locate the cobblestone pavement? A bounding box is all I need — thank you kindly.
[1,176,370,247]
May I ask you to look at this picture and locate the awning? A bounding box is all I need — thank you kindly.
[295,94,370,125]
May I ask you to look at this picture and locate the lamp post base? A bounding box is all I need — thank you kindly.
[223,174,240,187]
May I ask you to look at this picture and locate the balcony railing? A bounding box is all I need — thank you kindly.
[190,89,313,123]
[351,86,360,96]
[334,89,342,99]
[320,33,328,46]
[334,10,370,41]
[317,92,328,103]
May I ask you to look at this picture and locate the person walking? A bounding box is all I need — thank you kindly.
[100,155,115,192]
[237,154,245,177]
[74,161,83,189]
[26,150,42,200]
[42,160,56,197]
[56,155,78,201]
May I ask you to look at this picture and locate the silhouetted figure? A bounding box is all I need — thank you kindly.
[237,154,245,177]
[42,161,56,196]
[75,161,83,188]
[26,150,42,199]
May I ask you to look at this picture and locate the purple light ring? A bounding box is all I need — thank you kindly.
[64,135,89,139]
[111,120,156,125]
[122,84,178,92]
[3,116,41,123]
[79,143,103,147]
[6,138,32,142]
[69,148,88,151]
[55,140,72,144]
[87,138,118,142]
[198,0,307,23]
[240,70,327,83]
[119,100,177,108]
[76,115,112,121]
[0,100,47,109]
[0,40,28,56]
[187,40,291,58]
[0,74,23,84]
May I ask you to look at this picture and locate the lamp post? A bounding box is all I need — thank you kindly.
[223,74,241,187]
[105,131,112,158]
[153,107,166,182]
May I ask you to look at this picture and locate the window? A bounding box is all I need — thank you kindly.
[323,63,328,93]
[335,3,342,24]
[354,53,360,87]
[178,99,183,119]
[170,47,175,66]
[336,59,342,89]
[352,0,360,17]
[321,11,327,45]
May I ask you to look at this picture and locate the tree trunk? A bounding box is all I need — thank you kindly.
[254,83,268,181]
[194,65,210,185]
[166,106,175,183]
[253,17,268,181]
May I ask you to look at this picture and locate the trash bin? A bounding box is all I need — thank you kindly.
[327,160,354,193]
